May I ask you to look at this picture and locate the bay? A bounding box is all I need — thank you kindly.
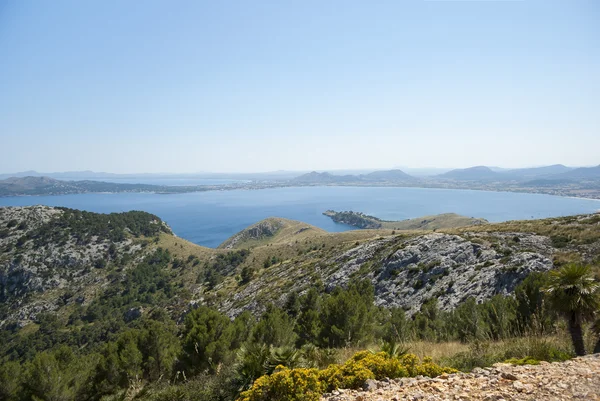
[0,186,598,248]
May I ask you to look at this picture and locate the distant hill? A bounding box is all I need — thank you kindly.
[363,169,416,181]
[0,176,166,196]
[503,164,573,178]
[292,169,416,184]
[555,165,600,180]
[0,176,241,196]
[292,171,356,184]
[0,176,81,195]
[438,166,498,181]
[436,164,582,182]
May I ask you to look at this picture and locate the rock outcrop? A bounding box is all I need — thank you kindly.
[326,232,553,315]
[219,219,285,249]
[220,230,556,317]
[0,206,164,326]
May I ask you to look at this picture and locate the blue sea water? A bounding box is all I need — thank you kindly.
[0,186,598,248]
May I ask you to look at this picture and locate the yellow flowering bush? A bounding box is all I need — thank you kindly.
[319,361,375,391]
[237,352,456,401]
[349,351,409,380]
[238,366,324,401]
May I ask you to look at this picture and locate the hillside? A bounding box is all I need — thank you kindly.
[363,169,417,182]
[438,166,498,181]
[0,176,240,196]
[556,164,600,180]
[503,164,573,178]
[324,210,488,230]
[218,217,327,249]
[3,206,600,325]
[1,206,600,401]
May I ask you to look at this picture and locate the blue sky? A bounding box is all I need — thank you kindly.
[1,0,598,173]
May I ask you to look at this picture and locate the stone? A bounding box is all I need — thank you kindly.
[363,379,378,392]
[500,372,518,381]
[512,381,524,391]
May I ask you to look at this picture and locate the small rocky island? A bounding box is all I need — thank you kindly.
[323,210,385,228]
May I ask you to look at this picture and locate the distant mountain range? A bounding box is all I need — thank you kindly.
[3,164,599,183]
[1,164,599,198]
[0,176,243,196]
[0,170,307,181]
[292,164,600,184]
[292,169,417,184]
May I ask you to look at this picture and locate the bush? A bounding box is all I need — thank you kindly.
[504,357,540,366]
[238,366,324,401]
[348,351,408,380]
[319,362,374,391]
[240,350,456,400]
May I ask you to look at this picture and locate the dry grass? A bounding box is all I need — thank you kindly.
[218,217,328,249]
[403,341,469,362]
[379,213,488,231]
[156,232,214,259]
[450,213,600,246]
[333,341,468,365]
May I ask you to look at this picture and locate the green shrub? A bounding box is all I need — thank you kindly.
[504,357,540,365]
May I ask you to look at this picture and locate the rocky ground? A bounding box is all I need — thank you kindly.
[327,232,554,315]
[322,354,600,401]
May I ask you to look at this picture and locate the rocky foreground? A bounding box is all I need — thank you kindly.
[322,354,600,401]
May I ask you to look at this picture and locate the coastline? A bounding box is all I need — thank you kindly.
[1,182,600,201]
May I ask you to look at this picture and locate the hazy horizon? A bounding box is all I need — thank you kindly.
[2,162,599,177]
[1,1,599,173]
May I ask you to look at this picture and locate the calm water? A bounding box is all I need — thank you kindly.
[1,187,598,248]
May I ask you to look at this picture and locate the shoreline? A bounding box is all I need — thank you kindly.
[1,182,600,201]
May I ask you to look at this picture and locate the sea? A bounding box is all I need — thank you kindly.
[1,186,598,248]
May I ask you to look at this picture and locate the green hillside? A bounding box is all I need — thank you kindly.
[0,206,599,401]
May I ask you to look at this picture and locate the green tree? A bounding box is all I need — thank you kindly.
[515,272,554,335]
[284,291,301,318]
[231,310,255,350]
[240,266,255,285]
[412,298,445,341]
[252,305,297,347]
[138,319,180,381]
[92,333,142,397]
[319,280,375,347]
[480,295,517,340]
[295,288,322,346]
[23,346,90,401]
[182,306,234,373]
[0,361,22,401]
[452,298,482,342]
[545,264,599,356]
[382,307,411,343]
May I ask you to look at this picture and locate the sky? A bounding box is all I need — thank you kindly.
[0,1,598,174]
